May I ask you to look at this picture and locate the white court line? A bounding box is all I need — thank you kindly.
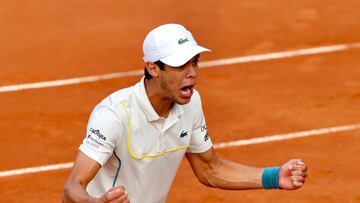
[1,123,359,178]
[1,42,360,93]
[213,124,360,149]
[0,163,74,178]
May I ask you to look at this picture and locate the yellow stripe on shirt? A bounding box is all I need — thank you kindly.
[121,102,189,160]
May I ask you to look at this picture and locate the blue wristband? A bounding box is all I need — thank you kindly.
[262,167,281,189]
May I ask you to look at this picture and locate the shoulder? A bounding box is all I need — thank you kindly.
[89,85,136,124]
[99,85,135,107]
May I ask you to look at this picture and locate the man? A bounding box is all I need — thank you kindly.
[62,24,308,203]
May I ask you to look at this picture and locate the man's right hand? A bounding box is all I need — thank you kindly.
[91,186,129,203]
[62,152,130,203]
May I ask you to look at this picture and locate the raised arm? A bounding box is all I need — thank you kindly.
[61,151,129,203]
[186,147,307,190]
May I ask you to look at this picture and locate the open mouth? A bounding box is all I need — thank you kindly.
[180,85,194,98]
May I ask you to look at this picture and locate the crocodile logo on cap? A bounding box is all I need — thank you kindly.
[178,38,189,45]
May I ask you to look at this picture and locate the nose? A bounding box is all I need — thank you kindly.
[186,63,198,79]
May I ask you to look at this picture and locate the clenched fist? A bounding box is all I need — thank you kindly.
[279,159,308,190]
[91,186,130,203]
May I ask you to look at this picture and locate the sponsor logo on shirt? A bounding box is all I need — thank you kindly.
[86,128,107,149]
[201,124,207,132]
[89,128,106,141]
[86,135,105,148]
[204,133,209,142]
[201,124,209,142]
[180,130,188,138]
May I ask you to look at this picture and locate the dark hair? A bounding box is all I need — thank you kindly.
[144,61,165,80]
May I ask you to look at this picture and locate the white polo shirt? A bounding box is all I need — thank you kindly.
[79,77,212,203]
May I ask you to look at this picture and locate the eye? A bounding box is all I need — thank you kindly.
[192,59,199,66]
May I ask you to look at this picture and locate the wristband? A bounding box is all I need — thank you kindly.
[262,167,281,189]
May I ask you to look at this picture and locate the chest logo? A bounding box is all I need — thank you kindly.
[180,130,188,138]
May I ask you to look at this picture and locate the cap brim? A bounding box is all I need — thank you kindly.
[160,45,211,67]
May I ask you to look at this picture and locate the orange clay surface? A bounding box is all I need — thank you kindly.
[1,0,360,202]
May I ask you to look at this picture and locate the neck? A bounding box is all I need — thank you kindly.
[144,79,173,118]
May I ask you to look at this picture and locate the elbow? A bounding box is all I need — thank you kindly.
[196,172,218,188]
[199,179,216,188]
[194,162,222,188]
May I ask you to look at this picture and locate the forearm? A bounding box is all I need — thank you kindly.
[187,148,307,191]
[202,158,264,190]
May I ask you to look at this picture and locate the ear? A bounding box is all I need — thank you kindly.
[145,62,160,78]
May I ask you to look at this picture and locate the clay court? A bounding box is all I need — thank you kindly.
[1,0,360,202]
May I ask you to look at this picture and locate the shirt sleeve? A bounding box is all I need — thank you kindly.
[187,91,213,153]
[79,105,122,166]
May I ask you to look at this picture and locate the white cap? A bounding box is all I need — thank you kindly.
[143,24,210,67]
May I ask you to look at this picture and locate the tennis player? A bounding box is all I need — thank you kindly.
[62,23,308,203]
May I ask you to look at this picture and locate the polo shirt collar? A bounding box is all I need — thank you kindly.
[135,77,184,122]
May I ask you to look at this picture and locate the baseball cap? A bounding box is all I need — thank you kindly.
[143,24,210,67]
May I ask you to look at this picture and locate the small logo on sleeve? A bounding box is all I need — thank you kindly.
[204,133,209,142]
[201,124,207,133]
[89,128,107,141]
[201,124,209,142]
[180,130,188,138]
